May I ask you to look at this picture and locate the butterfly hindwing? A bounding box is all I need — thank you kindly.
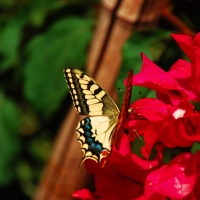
[64,68,120,116]
[76,116,118,164]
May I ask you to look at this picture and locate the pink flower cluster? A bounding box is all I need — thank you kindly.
[73,33,200,200]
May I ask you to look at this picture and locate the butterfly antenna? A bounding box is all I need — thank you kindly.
[133,91,141,102]
[118,88,123,92]
[133,130,145,143]
[124,129,145,143]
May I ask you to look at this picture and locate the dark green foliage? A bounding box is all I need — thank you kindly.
[0,19,25,72]
[0,1,96,198]
[0,92,20,185]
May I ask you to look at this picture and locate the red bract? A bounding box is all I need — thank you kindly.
[129,98,169,121]
[73,136,200,200]
[171,33,200,97]
[72,189,95,200]
[127,34,200,102]
[125,53,194,104]
[153,110,200,148]
[128,98,200,158]
[73,134,164,200]
[144,152,200,199]
[165,59,197,101]
[127,98,169,158]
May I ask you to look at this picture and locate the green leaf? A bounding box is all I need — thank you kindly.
[30,134,52,163]
[16,160,36,197]
[24,17,94,118]
[0,19,24,73]
[191,142,200,154]
[0,92,21,185]
[0,0,15,6]
[28,1,65,26]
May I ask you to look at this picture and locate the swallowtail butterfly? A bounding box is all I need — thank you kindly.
[64,68,133,164]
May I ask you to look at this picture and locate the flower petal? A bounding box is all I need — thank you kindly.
[126,53,190,103]
[145,153,196,199]
[171,34,195,61]
[72,189,94,199]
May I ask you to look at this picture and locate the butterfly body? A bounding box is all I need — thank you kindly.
[64,68,133,164]
[112,70,133,149]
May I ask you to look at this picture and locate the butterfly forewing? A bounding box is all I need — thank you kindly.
[64,68,120,116]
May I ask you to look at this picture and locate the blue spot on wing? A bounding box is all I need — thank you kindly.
[85,131,92,138]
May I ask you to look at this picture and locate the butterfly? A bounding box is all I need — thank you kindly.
[63,68,133,164]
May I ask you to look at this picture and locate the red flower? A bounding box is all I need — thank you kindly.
[171,33,200,98]
[165,59,196,101]
[125,53,195,105]
[128,98,200,158]
[73,134,163,200]
[129,34,200,102]
[73,135,200,200]
[144,151,200,200]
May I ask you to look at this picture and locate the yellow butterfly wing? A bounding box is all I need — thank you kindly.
[63,68,120,163]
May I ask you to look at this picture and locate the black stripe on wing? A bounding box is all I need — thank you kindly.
[64,68,119,116]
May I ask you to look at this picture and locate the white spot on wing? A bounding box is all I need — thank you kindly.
[71,84,75,88]
[90,84,99,93]
[85,151,92,157]
[83,90,92,95]
[89,103,103,112]
[69,78,73,83]
[79,79,89,84]
[81,85,88,90]
[83,75,91,82]
[79,136,86,143]
[85,94,95,99]
[97,90,105,99]
[87,99,100,104]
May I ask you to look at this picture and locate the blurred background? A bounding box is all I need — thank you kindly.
[0,0,199,199]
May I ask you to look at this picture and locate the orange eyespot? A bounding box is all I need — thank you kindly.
[101,149,110,156]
